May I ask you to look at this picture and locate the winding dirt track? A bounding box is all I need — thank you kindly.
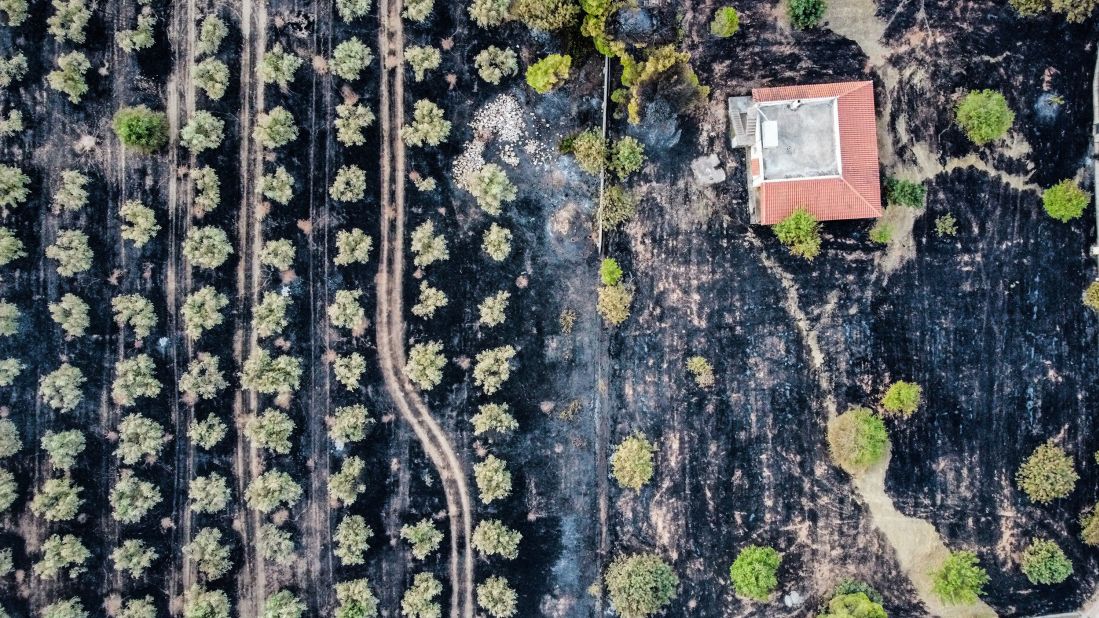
[374,0,474,615]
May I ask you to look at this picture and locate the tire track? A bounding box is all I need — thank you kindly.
[375,0,474,615]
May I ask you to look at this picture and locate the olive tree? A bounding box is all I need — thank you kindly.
[39,363,85,412]
[261,166,294,205]
[334,228,373,265]
[0,468,16,511]
[334,514,372,565]
[30,477,83,521]
[686,355,714,388]
[184,527,232,580]
[474,46,518,84]
[34,533,90,579]
[53,170,89,211]
[611,433,656,491]
[42,598,89,618]
[335,578,379,618]
[334,102,375,146]
[330,165,367,202]
[259,524,295,565]
[332,352,366,390]
[0,300,17,336]
[120,200,160,247]
[0,226,25,265]
[468,0,508,27]
[327,404,373,445]
[473,345,515,395]
[471,402,517,436]
[118,597,157,618]
[244,408,295,454]
[511,0,577,30]
[467,163,517,215]
[254,292,290,338]
[254,106,298,149]
[115,413,166,464]
[245,469,302,513]
[0,53,27,88]
[188,415,227,450]
[402,573,442,618]
[473,454,511,503]
[478,291,510,327]
[117,10,156,53]
[0,164,29,209]
[192,166,220,215]
[110,469,162,523]
[182,286,228,338]
[112,354,161,406]
[260,43,303,87]
[112,539,157,577]
[264,590,305,618]
[179,354,227,400]
[472,518,520,559]
[183,585,230,618]
[0,358,21,386]
[0,419,19,457]
[405,45,440,82]
[1016,440,1078,504]
[46,230,93,276]
[332,37,373,81]
[0,0,28,26]
[328,289,364,330]
[195,15,227,56]
[410,220,448,267]
[482,223,512,261]
[41,429,85,469]
[402,99,451,147]
[412,281,448,318]
[0,109,22,137]
[404,340,446,390]
[112,294,157,338]
[336,0,371,22]
[258,239,294,272]
[47,0,90,42]
[180,111,225,153]
[403,0,432,21]
[194,58,229,100]
[400,518,442,560]
[329,455,366,506]
[606,553,679,616]
[183,226,233,269]
[597,283,633,326]
[477,576,517,618]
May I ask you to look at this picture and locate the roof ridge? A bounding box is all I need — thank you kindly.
[839,175,878,214]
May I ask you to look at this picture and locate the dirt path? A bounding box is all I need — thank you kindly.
[375,0,475,615]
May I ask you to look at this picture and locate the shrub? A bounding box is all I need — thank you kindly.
[180,110,225,153]
[188,415,227,450]
[31,477,83,521]
[115,413,166,463]
[730,545,781,601]
[1081,503,1099,546]
[869,222,892,244]
[196,15,228,56]
[571,129,606,174]
[52,170,88,212]
[931,550,989,605]
[0,0,28,25]
[526,54,571,94]
[336,0,371,21]
[179,354,227,400]
[120,200,160,247]
[410,220,449,266]
[885,177,926,208]
[334,228,373,264]
[112,539,157,577]
[189,472,230,513]
[402,99,451,147]
[254,106,298,149]
[183,226,233,268]
[686,356,715,388]
[113,105,169,153]
[412,281,448,318]
[956,90,1014,145]
[472,519,521,559]
[332,353,366,390]
[610,137,646,178]
[472,403,518,436]
[788,0,826,29]
[335,102,375,146]
[406,45,441,82]
[478,291,510,327]
[881,381,921,417]
[0,468,15,511]
[254,292,290,338]
[192,166,220,215]
[332,37,373,81]
[328,289,364,330]
[110,469,161,523]
[0,226,25,265]
[182,286,228,338]
[246,469,302,513]
[46,230,93,276]
[112,354,162,406]
[482,223,512,261]
[327,404,374,445]
[935,213,959,237]
[43,598,89,618]
[47,0,90,42]
[331,510,371,563]
[1020,538,1072,585]
[330,165,367,202]
[405,340,446,390]
[1042,179,1089,222]
[50,293,90,337]
[0,164,29,209]
[827,407,889,475]
[118,11,156,53]
[600,258,622,285]
[403,0,433,21]
[597,283,633,326]
[773,208,821,260]
[477,575,517,618]
[817,592,887,618]
[605,553,679,618]
[710,6,740,37]
[185,527,232,580]
[335,578,380,618]
[39,363,85,412]
[401,518,443,560]
[183,585,230,618]
[245,408,295,454]
[258,524,295,565]
[0,357,21,386]
[473,345,515,394]
[35,533,90,579]
[0,108,21,137]
[474,454,512,503]
[402,572,442,618]
[260,238,296,270]
[0,419,19,457]
[264,590,305,618]
[468,0,509,27]
[475,46,518,84]
[611,433,655,490]
[1016,439,1078,503]
[112,294,157,338]
[260,43,302,87]
[42,429,85,469]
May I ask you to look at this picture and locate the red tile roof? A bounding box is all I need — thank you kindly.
[751,81,882,225]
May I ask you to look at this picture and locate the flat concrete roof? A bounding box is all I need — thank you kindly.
[758,98,839,180]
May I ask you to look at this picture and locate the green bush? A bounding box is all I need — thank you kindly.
[597,283,633,326]
[526,54,571,94]
[604,553,678,618]
[475,46,518,84]
[600,258,622,285]
[826,407,889,475]
[816,592,887,618]
[1016,439,1078,504]
[610,137,646,178]
[710,6,740,37]
[885,177,926,208]
[610,433,655,490]
[931,550,989,605]
[955,90,1014,145]
[869,222,892,245]
[511,0,578,31]
[773,208,821,260]
[1020,538,1072,585]
[880,380,922,417]
[1042,179,1089,222]
[1081,503,1099,546]
[789,0,826,29]
[935,214,959,237]
[47,51,90,103]
[729,545,781,601]
[112,105,169,153]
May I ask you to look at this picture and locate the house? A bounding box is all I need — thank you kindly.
[728,81,882,225]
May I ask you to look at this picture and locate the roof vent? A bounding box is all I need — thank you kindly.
[761,120,779,149]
